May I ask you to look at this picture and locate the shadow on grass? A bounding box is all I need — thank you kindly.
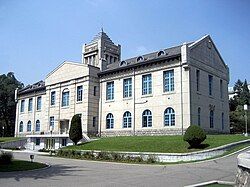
[188,143,210,150]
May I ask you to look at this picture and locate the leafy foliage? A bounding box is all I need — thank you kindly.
[0,151,13,165]
[0,72,23,137]
[69,115,83,145]
[183,125,207,148]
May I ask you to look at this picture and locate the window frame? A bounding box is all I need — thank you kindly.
[164,107,175,126]
[76,85,83,102]
[106,113,114,129]
[20,100,25,113]
[142,74,152,95]
[210,110,214,128]
[50,116,55,130]
[19,121,23,132]
[208,75,213,96]
[123,78,132,98]
[123,111,132,128]
[62,89,70,107]
[27,121,32,132]
[142,109,152,127]
[163,70,174,92]
[28,98,33,112]
[36,96,42,110]
[35,120,40,132]
[106,81,114,100]
[196,69,200,92]
[50,91,56,106]
[198,107,201,126]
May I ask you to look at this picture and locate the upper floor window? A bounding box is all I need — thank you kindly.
[27,121,32,132]
[19,121,23,132]
[106,113,114,129]
[142,109,152,127]
[210,110,214,128]
[220,79,223,99]
[77,85,83,102]
[198,107,201,126]
[123,78,132,98]
[94,86,97,96]
[37,96,42,110]
[20,100,25,113]
[51,91,56,106]
[208,75,213,96]
[106,81,114,100]
[196,70,200,92]
[157,50,165,57]
[123,111,132,128]
[163,70,174,92]
[35,120,40,132]
[50,116,54,130]
[62,89,69,107]
[142,74,152,95]
[164,107,175,126]
[28,98,33,112]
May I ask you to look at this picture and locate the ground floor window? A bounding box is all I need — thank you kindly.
[142,109,152,127]
[62,138,67,147]
[35,138,40,146]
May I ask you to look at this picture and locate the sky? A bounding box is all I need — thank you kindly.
[0,0,250,86]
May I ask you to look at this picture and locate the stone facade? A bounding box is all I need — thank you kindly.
[15,31,230,150]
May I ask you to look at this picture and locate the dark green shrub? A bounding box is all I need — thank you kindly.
[82,151,95,159]
[96,151,110,160]
[69,115,83,145]
[183,125,207,148]
[0,151,13,165]
[146,155,156,163]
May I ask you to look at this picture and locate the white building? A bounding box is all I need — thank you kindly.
[15,31,230,150]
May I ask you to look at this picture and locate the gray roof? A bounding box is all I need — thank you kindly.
[91,30,114,44]
[18,80,45,95]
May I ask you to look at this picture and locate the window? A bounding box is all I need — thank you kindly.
[210,110,214,128]
[106,113,114,129]
[51,91,56,106]
[35,120,40,132]
[123,78,132,98]
[35,138,40,146]
[62,138,67,146]
[62,89,69,107]
[198,107,201,126]
[28,98,33,112]
[163,70,174,92]
[222,112,224,130]
[93,117,97,127]
[142,74,152,95]
[220,80,223,99]
[208,75,213,96]
[94,86,97,96]
[120,61,127,66]
[137,56,144,62]
[157,50,165,56]
[77,86,83,102]
[164,108,175,126]
[123,111,132,128]
[20,100,25,112]
[50,116,54,130]
[19,121,23,132]
[27,121,31,132]
[37,96,42,110]
[142,110,152,127]
[106,82,114,100]
[196,70,200,92]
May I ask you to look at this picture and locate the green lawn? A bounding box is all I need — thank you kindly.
[0,137,24,143]
[0,160,47,172]
[65,135,250,153]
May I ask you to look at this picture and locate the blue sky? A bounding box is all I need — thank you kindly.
[0,0,249,86]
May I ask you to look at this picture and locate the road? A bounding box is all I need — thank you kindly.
[0,149,247,187]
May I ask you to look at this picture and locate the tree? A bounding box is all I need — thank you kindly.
[183,125,206,148]
[69,115,83,145]
[0,72,23,137]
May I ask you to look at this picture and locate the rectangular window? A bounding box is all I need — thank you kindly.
[142,74,152,95]
[106,81,114,100]
[208,75,213,96]
[35,138,40,146]
[196,70,200,92]
[163,70,174,92]
[20,100,25,112]
[37,96,42,110]
[62,138,67,147]
[50,116,54,130]
[77,85,83,102]
[94,86,97,96]
[123,78,132,98]
[62,91,69,107]
[51,91,56,106]
[93,116,96,127]
[220,79,223,99]
[28,98,33,112]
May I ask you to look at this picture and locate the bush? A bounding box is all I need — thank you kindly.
[0,151,13,165]
[69,115,83,145]
[183,125,207,148]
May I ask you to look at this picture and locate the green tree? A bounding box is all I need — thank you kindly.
[0,72,23,137]
[69,115,83,145]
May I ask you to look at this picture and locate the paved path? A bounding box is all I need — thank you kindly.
[0,149,248,187]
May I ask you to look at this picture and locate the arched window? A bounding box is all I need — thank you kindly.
[221,112,224,130]
[164,107,175,126]
[106,113,114,129]
[62,89,69,107]
[210,110,214,128]
[136,56,144,62]
[198,107,201,126]
[120,61,127,66]
[27,121,32,132]
[19,121,23,132]
[142,110,152,127]
[157,50,165,57]
[35,120,40,132]
[123,111,132,128]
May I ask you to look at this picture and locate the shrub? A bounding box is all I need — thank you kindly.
[0,151,13,165]
[69,115,83,145]
[183,125,207,148]
[146,155,156,163]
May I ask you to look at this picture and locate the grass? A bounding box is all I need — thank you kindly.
[0,160,47,172]
[65,135,250,153]
[0,137,24,143]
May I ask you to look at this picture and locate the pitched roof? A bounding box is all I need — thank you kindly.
[18,80,45,95]
[91,30,114,44]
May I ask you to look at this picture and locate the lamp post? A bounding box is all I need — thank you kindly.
[244,104,248,137]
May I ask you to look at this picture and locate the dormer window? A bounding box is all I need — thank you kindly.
[157,50,165,57]
[136,56,144,62]
[120,61,127,66]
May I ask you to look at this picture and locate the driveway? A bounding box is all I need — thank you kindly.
[0,149,247,187]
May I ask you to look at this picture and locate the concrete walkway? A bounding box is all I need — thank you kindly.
[1,148,249,187]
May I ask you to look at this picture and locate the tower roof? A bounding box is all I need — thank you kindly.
[91,29,114,44]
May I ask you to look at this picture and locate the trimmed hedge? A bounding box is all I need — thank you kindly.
[0,151,13,165]
[183,125,207,148]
